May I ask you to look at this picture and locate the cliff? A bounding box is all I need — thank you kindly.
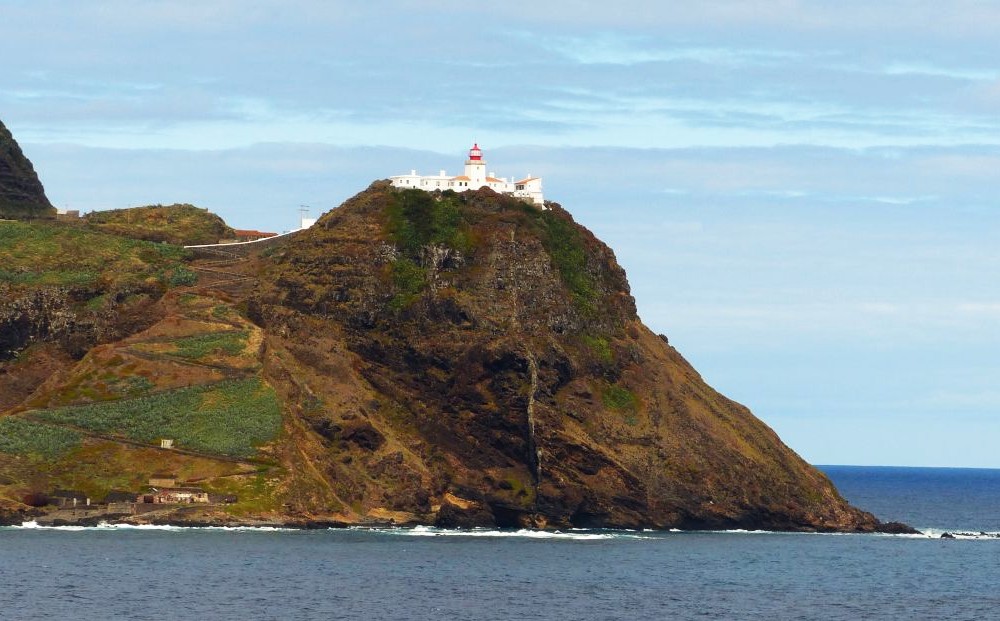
[0,120,55,220]
[0,183,911,532]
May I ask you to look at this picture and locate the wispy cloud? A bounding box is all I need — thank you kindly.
[6,2,1000,151]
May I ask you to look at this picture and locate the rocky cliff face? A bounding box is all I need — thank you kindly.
[0,182,908,532]
[0,120,54,220]
[247,182,885,531]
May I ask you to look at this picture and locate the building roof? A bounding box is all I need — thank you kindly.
[515,177,539,184]
[451,175,470,181]
[486,177,504,183]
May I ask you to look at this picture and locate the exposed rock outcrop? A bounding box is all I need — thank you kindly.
[0,119,54,220]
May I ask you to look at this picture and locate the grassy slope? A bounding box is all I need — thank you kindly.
[0,220,191,290]
[85,203,235,246]
[30,377,281,459]
[0,291,286,512]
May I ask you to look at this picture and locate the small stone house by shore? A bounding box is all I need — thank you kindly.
[151,488,210,504]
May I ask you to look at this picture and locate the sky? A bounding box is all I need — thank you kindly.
[2,0,998,467]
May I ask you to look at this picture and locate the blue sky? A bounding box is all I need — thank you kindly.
[3,1,998,467]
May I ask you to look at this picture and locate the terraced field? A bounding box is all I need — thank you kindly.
[29,377,281,459]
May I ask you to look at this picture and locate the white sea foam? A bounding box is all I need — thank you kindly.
[9,520,297,533]
[913,528,1000,540]
[6,521,999,540]
[350,525,653,540]
[358,526,1000,540]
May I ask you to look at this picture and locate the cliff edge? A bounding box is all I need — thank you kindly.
[0,120,55,220]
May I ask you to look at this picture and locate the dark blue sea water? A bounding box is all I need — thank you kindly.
[1,466,998,620]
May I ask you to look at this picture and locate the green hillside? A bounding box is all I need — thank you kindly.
[86,203,235,246]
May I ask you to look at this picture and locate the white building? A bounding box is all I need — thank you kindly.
[390,144,544,207]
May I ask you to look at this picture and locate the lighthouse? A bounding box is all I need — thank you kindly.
[388,143,545,207]
[463,143,487,186]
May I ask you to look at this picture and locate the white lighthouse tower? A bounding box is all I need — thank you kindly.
[463,143,487,187]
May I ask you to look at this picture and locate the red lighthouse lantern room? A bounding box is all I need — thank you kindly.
[468,143,483,161]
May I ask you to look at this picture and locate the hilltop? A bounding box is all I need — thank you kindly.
[0,120,55,220]
[85,203,235,246]
[0,182,912,532]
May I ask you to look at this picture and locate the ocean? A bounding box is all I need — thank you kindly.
[1,466,998,620]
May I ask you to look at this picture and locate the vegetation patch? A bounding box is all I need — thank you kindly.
[116,375,155,396]
[204,472,284,515]
[389,257,427,310]
[0,268,98,287]
[0,417,81,459]
[32,377,282,458]
[168,266,198,287]
[84,293,109,311]
[171,330,249,359]
[503,473,536,504]
[386,189,470,255]
[581,335,613,364]
[533,210,599,313]
[602,384,638,412]
[0,220,189,291]
[84,203,235,245]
